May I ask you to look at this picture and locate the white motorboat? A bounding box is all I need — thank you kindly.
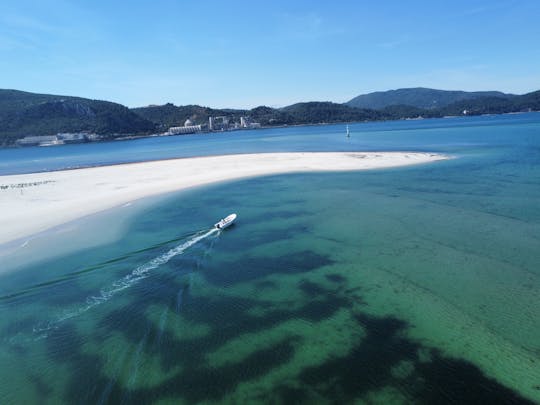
[214,213,237,230]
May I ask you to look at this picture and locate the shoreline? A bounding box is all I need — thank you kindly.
[0,152,448,247]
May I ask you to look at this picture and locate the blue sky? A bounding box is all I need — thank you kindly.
[1,0,539,108]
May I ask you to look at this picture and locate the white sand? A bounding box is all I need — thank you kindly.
[0,152,447,246]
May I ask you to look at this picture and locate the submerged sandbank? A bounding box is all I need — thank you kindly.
[0,152,447,246]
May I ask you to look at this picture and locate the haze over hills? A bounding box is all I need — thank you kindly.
[1,87,539,147]
[346,87,515,110]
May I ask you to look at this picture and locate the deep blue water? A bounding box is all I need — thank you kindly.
[0,113,539,404]
[2,112,539,175]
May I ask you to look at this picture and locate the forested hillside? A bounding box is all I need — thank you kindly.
[0,90,155,146]
[346,87,514,110]
[1,87,539,147]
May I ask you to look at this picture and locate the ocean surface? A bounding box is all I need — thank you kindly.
[1,113,539,404]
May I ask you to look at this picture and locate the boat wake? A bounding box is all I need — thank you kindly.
[31,227,219,338]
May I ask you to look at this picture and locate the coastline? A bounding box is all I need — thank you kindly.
[0,152,448,247]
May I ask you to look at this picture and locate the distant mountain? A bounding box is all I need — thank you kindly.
[2,87,539,147]
[346,87,515,110]
[133,101,386,128]
[0,89,155,146]
[438,90,540,116]
[280,102,383,123]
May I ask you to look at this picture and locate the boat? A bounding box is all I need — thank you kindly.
[214,213,237,230]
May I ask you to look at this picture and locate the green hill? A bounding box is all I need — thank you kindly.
[346,87,514,110]
[2,87,539,147]
[439,91,540,116]
[0,89,156,146]
[131,103,247,129]
[132,92,540,131]
[133,101,384,128]
[280,102,383,123]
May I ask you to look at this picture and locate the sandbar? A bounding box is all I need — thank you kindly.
[0,152,448,246]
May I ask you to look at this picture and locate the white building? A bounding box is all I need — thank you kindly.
[57,132,87,143]
[16,135,62,146]
[168,125,202,135]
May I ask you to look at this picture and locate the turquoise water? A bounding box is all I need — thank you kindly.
[1,113,539,403]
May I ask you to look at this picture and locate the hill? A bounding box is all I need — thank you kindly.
[280,102,383,123]
[438,90,540,116]
[131,103,247,129]
[346,87,514,110]
[2,87,539,147]
[0,89,156,146]
[132,101,385,129]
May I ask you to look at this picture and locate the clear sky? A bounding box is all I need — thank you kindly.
[1,0,539,109]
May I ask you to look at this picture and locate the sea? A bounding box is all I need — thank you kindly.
[0,113,539,404]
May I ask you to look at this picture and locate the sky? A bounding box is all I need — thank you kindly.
[1,0,539,109]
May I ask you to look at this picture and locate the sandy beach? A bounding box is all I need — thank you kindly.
[0,152,447,246]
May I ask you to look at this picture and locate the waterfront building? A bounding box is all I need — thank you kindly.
[167,125,202,135]
[57,132,88,143]
[16,135,62,146]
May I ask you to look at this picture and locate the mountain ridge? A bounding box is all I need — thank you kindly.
[346,87,516,110]
[1,87,539,147]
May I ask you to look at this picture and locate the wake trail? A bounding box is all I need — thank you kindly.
[32,228,219,337]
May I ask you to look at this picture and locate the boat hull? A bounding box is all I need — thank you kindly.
[214,213,237,229]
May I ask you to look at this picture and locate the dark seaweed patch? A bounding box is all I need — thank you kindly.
[222,223,311,252]
[254,280,278,290]
[272,313,535,404]
[148,338,298,403]
[325,273,347,283]
[413,354,534,404]
[299,279,328,297]
[36,256,534,404]
[205,250,334,285]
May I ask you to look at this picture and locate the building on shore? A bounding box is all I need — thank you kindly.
[239,116,261,129]
[214,116,229,131]
[57,132,89,143]
[16,133,100,147]
[16,135,62,147]
[167,119,202,135]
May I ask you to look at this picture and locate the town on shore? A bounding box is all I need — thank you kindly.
[3,87,539,148]
[15,114,262,147]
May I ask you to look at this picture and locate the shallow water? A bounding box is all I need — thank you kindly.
[1,113,539,403]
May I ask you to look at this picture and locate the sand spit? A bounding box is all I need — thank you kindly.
[0,152,447,246]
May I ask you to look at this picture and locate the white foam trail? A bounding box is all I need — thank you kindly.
[33,228,218,335]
